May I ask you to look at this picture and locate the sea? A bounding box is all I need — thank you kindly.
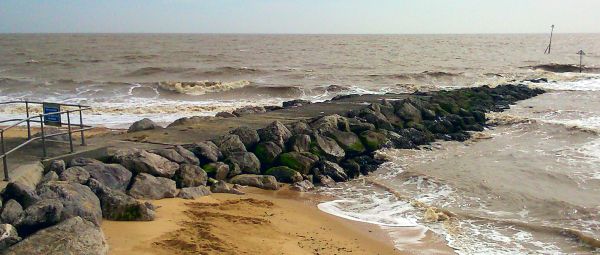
[1,34,599,254]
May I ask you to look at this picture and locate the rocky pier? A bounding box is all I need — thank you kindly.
[0,84,544,254]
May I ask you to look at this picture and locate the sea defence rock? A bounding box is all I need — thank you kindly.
[128,118,161,133]
[2,182,40,208]
[16,199,63,235]
[277,152,319,175]
[128,173,177,200]
[151,146,200,165]
[59,166,90,184]
[225,152,261,174]
[178,186,212,199]
[257,121,292,148]
[87,179,155,221]
[3,216,108,255]
[37,181,102,225]
[112,149,179,178]
[202,162,229,180]
[213,134,247,158]
[81,163,132,192]
[69,157,103,167]
[48,160,66,174]
[290,180,315,192]
[312,134,345,162]
[230,174,279,190]
[230,127,260,149]
[210,180,244,195]
[0,200,23,226]
[174,164,208,188]
[254,141,283,166]
[0,224,21,250]
[264,166,303,183]
[190,141,222,163]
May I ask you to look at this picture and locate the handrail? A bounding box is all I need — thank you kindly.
[0,101,92,181]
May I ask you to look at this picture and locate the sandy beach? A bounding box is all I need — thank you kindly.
[102,187,404,255]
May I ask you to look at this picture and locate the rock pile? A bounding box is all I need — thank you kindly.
[0,84,543,253]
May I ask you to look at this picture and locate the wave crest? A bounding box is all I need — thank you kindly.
[158,80,251,95]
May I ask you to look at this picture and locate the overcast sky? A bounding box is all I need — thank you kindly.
[1,0,599,34]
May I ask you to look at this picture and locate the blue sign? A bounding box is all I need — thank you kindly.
[43,103,61,127]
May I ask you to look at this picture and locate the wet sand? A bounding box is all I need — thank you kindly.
[102,188,407,255]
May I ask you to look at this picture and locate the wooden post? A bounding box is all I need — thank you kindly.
[544,25,555,54]
[577,50,586,73]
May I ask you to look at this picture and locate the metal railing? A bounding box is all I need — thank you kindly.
[0,101,93,181]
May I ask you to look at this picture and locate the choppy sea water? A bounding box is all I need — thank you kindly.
[1,34,599,126]
[318,78,600,254]
[1,34,600,254]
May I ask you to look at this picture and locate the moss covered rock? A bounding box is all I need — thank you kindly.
[278,152,319,175]
[325,130,365,156]
[254,142,283,165]
[265,166,303,183]
[359,130,390,151]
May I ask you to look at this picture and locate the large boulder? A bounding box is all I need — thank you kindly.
[190,141,222,163]
[230,127,260,149]
[213,134,247,158]
[68,157,102,167]
[3,216,108,255]
[310,114,350,133]
[278,152,319,175]
[174,164,208,188]
[177,186,212,200]
[359,130,391,152]
[290,180,315,192]
[347,118,375,133]
[2,182,40,208]
[128,173,177,200]
[48,160,66,174]
[150,148,186,165]
[257,121,292,148]
[232,106,266,117]
[314,161,348,182]
[357,108,393,131]
[398,128,433,145]
[288,134,312,152]
[253,142,283,165]
[396,101,423,123]
[40,171,59,185]
[0,224,20,250]
[37,181,102,225]
[325,130,365,156]
[230,174,279,190]
[0,200,23,226]
[286,121,312,135]
[312,134,345,162]
[225,152,261,174]
[127,118,160,133]
[87,179,154,221]
[59,166,90,184]
[265,166,303,183]
[379,130,415,149]
[81,163,132,192]
[316,175,336,188]
[16,199,63,235]
[113,149,179,178]
[210,181,244,195]
[202,162,229,180]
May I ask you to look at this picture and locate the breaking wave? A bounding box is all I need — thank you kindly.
[530,64,600,74]
[157,80,251,95]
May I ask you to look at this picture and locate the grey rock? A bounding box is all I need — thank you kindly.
[127,118,160,133]
[288,134,311,152]
[278,152,319,175]
[312,134,345,162]
[48,160,66,175]
[232,106,266,117]
[87,179,154,221]
[112,149,179,178]
[40,171,59,185]
[202,162,229,181]
[174,145,200,165]
[2,182,40,208]
[348,117,376,133]
[230,174,279,190]
[286,121,312,135]
[190,141,222,163]
[325,130,365,156]
[213,134,247,158]
[358,108,393,130]
[225,152,261,174]
[37,181,102,225]
[81,163,132,192]
[215,111,236,118]
[253,141,283,165]
[0,224,20,250]
[0,200,23,226]
[230,127,260,149]
[290,180,315,192]
[3,216,109,255]
[151,146,200,166]
[68,157,102,167]
[174,164,208,188]
[317,175,336,188]
[128,173,177,200]
[310,114,350,133]
[264,166,303,183]
[178,186,212,200]
[315,161,348,182]
[17,199,63,235]
[257,121,292,148]
[59,166,90,184]
[210,180,244,195]
[396,101,423,123]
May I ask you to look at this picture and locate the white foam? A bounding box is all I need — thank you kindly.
[537,78,600,91]
[158,80,251,95]
[317,199,417,227]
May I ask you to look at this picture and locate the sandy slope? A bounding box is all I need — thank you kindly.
[102,188,402,255]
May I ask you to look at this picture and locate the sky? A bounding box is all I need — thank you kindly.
[1,0,599,34]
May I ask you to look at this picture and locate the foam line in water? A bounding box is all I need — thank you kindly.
[317,200,418,227]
